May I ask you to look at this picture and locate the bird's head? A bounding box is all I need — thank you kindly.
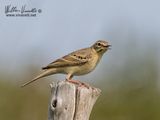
[91,40,111,54]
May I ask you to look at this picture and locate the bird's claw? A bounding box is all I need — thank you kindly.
[66,79,90,89]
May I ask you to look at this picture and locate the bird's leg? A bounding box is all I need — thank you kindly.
[65,73,81,85]
[65,73,73,81]
[65,74,89,89]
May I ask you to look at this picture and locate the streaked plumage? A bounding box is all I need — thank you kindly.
[21,40,111,87]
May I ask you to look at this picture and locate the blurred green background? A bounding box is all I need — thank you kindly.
[0,0,160,120]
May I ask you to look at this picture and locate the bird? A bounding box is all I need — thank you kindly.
[21,40,111,87]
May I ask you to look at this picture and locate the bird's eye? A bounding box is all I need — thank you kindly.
[97,43,101,46]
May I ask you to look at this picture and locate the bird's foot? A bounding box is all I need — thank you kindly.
[79,82,90,89]
[66,79,90,89]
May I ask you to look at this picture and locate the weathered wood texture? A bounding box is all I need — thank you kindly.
[48,80,101,120]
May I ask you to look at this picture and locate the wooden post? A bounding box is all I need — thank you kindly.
[48,80,101,120]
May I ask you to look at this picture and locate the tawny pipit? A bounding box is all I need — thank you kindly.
[21,40,111,87]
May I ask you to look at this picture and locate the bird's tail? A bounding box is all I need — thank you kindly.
[21,69,56,87]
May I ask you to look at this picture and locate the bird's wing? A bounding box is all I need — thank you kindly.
[42,48,92,69]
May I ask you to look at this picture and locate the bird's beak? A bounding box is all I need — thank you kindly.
[104,44,111,49]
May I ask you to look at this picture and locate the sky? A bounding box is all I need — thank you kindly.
[0,0,160,82]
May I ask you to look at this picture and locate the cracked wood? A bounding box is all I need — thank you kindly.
[48,80,101,120]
